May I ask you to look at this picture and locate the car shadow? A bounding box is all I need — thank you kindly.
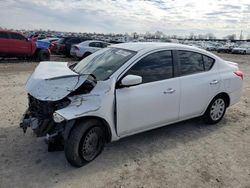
[0,116,229,187]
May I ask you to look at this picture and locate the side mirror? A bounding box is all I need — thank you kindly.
[121,75,142,87]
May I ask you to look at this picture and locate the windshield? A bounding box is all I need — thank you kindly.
[73,47,136,81]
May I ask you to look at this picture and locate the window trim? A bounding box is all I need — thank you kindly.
[116,49,176,87]
[176,50,215,77]
[202,54,215,71]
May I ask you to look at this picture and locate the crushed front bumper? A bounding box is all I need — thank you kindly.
[20,110,39,133]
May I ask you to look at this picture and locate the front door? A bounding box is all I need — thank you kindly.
[116,50,180,136]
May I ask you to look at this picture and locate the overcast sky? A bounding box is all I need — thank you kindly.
[0,0,250,38]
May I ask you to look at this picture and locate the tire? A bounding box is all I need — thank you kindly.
[64,119,105,167]
[37,49,50,61]
[203,96,227,124]
[243,51,246,55]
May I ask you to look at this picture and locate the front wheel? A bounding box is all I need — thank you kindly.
[64,120,105,167]
[203,97,227,124]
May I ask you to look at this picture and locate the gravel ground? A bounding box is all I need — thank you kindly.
[0,53,249,188]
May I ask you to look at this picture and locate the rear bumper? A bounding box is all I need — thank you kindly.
[229,89,242,106]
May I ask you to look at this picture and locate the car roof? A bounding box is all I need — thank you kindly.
[0,29,24,35]
[110,42,220,60]
[78,40,108,45]
[111,42,202,52]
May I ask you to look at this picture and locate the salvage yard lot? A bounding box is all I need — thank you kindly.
[0,53,250,188]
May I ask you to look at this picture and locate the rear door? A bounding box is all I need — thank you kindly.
[177,50,220,119]
[0,31,10,55]
[9,33,31,55]
[116,50,180,136]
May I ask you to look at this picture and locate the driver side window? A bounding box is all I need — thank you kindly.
[126,50,173,84]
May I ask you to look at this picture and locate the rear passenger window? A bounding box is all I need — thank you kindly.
[178,51,204,75]
[89,42,96,47]
[126,50,173,83]
[10,33,26,40]
[94,42,102,48]
[203,55,214,70]
[101,42,108,48]
[0,32,9,39]
[89,42,102,47]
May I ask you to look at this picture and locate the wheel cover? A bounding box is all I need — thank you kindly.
[210,98,225,121]
[81,128,101,161]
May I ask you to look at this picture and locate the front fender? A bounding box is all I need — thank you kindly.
[55,79,119,141]
[56,94,102,120]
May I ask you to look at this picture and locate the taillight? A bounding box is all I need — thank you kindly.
[234,70,244,80]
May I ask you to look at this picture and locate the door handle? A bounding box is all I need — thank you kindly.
[163,88,176,94]
[210,80,219,85]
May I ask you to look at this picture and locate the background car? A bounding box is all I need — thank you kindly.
[217,44,235,53]
[232,45,250,54]
[55,37,90,56]
[0,30,50,61]
[70,40,110,59]
[40,37,60,52]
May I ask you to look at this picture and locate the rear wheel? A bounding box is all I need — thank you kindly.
[37,49,50,61]
[203,96,227,124]
[64,119,105,167]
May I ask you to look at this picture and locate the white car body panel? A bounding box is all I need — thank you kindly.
[178,64,221,119]
[116,77,180,136]
[25,42,243,142]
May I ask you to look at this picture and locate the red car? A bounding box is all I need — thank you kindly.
[0,30,50,61]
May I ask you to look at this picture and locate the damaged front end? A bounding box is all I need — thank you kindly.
[20,94,70,137]
[19,61,95,150]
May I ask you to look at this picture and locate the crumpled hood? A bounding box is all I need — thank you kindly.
[25,61,88,101]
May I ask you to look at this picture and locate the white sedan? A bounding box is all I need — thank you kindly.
[21,42,243,167]
[70,40,110,59]
[232,45,250,54]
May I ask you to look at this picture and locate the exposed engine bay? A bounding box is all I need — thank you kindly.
[21,78,95,132]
